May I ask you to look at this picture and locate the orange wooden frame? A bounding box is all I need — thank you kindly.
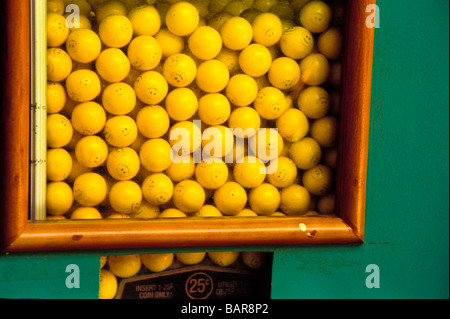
[0,0,375,252]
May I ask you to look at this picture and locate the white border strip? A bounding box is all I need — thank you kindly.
[29,0,47,220]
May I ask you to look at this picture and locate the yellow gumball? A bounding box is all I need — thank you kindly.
[46,181,74,216]
[70,207,102,219]
[47,148,73,182]
[168,121,202,155]
[65,69,101,102]
[128,4,161,36]
[267,156,298,188]
[47,0,65,14]
[299,0,332,33]
[215,47,240,75]
[172,180,205,213]
[95,0,127,23]
[141,173,174,206]
[233,156,266,188]
[201,125,234,159]
[276,108,309,142]
[98,14,133,48]
[208,251,239,267]
[165,87,198,121]
[251,12,283,47]
[103,115,138,147]
[102,82,137,115]
[165,1,200,36]
[249,183,281,215]
[175,252,206,265]
[47,82,66,114]
[65,13,92,31]
[75,135,108,167]
[71,101,106,135]
[130,199,160,219]
[195,158,229,189]
[188,26,222,60]
[238,43,272,78]
[198,93,231,126]
[66,151,92,183]
[194,205,223,217]
[106,147,140,180]
[280,184,311,215]
[66,29,102,63]
[108,255,142,278]
[241,251,268,269]
[140,138,173,172]
[298,86,330,119]
[47,48,72,82]
[136,105,170,138]
[253,86,287,120]
[228,106,261,139]
[99,269,118,299]
[159,208,187,218]
[268,57,301,90]
[109,180,143,214]
[47,12,69,47]
[134,70,169,104]
[73,172,107,206]
[220,16,253,50]
[310,115,339,148]
[195,59,230,93]
[154,28,185,58]
[318,27,343,61]
[223,0,251,16]
[207,11,233,31]
[269,1,295,19]
[289,137,322,170]
[235,209,258,217]
[225,74,258,107]
[162,53,197,88]
[213,182,247,215]
[317,193,335,215]
[280,26,313,59]
[299,53,330,86]
[96,48,131,83]
[47,113,73,148]
[302,164,334,196]
[165,155,195,182]
[240,7,261,23]
[127,35,162,71]
[229,137,249,164]
[66,0,92,16]
[208,0,231,14]
[253,0,278,12]
[249,128,284,162]
[141,253,174,272]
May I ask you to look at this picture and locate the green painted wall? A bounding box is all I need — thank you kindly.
[0,0,448,299]
[271,0,449,299]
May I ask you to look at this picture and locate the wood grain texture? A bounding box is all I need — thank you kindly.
[336,0,376,241]
[2,0,374,252]
[0,0,30,252]
[7,217,360,252]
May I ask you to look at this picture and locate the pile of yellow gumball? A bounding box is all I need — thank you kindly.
[99,251,269,299]
[45,0,344,221]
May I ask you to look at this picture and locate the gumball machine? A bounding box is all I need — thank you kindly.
[17,0,450,304]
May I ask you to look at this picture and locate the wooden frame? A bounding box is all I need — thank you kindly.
[0,0,374,252]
